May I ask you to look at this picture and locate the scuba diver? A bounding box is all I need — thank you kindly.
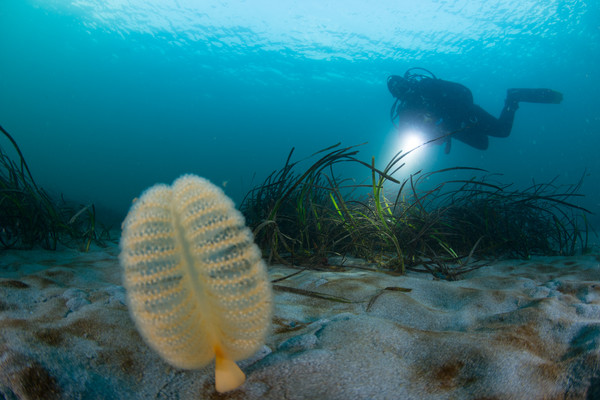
[387,67,563,153]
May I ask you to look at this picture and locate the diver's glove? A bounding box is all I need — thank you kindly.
[444,138,451,154]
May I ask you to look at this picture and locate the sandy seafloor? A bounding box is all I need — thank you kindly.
[0,242,599,400]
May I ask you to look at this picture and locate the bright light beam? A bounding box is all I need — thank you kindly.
[380,128,436,180]
[401,129,427,153]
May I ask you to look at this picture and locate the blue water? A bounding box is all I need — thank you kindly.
[1,0,599,227]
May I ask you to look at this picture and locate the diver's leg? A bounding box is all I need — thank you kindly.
[468,104,513,138]
[494,100,517,138]
[451,128,489,150]
[494,88,563,139]
[450,116,490,150]
[443,104,499,149]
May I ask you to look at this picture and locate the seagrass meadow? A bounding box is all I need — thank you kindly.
[1,126,593,278]
[240,142,592,280]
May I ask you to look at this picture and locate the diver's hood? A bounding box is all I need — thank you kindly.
[387,75,410,98]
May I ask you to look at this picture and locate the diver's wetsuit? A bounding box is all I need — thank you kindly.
[387,69,563,152]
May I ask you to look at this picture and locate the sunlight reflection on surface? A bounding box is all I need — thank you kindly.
[44,0,587,60]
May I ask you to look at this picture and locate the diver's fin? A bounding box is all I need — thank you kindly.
[507,88,563,104]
